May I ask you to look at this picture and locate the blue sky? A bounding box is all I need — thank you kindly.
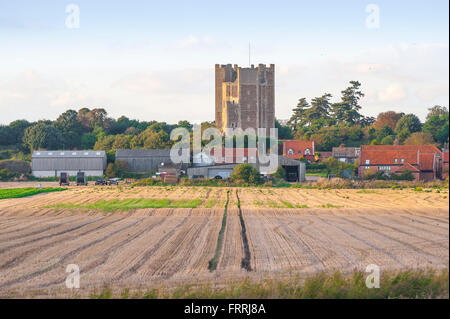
[0,0,448,124]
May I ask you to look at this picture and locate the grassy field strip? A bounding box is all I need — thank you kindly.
[0,187,66,199]
[208,190,229,271]
[87,269,449,299]
[45,198,203,212]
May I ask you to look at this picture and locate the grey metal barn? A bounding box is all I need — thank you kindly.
[31,150,107,177]
[115,149,172,173]
[187,156,306,182]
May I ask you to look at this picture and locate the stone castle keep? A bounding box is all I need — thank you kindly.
[215,64,275,135]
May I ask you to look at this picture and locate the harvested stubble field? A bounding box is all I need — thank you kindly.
[0,182,448,298]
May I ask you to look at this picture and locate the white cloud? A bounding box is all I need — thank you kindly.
[172,35,213,49]
[416,84,449,102]
[378,83,407,102]
[112,68,212,95]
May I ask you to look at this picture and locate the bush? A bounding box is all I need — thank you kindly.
[390,169,414,181]
[132,177,165,186]
[0,168,21,181]
[105,160,130,178]
[230,163,261,185]
[306,162,327,170]
[271,166,286,180]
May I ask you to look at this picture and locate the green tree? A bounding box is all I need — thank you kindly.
[93,135,115,152]
[306,94,332,125]
[426,105,448,121]
[8,120,33,146]
[287,98,309,131]
[376,125,394,143]
[275,120,293,140]
[394,114,422,142]
[331,81,365,125]
[271,165,286,180]
[53,110,83,149]
[131,128,171,149]
[112,134,132,150]
[423,113,449,145]
[22,122,65,151]
[80,132,97,149]
[404,132,435,145]
[230,163,261,184]
[380,135,395,145]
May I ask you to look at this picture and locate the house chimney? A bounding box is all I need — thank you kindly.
[393,136,399,146]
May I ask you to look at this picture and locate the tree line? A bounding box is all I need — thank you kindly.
[284,81,448,150]
[0,81,448,161]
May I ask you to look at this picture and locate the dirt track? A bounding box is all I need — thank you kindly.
[0,185,448,297]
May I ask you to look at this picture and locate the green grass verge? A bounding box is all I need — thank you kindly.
[46,198,203,212]
[0,187,66,199]
[205,199,217,208]
[88,268,449,299]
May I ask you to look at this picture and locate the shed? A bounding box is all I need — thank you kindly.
[31,150,107,177]
[115,149,172,173]
[187,156,306,182]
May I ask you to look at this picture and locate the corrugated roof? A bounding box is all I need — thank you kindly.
[32,150,106,158]
[115,149,171,158]
[332,147,360,158]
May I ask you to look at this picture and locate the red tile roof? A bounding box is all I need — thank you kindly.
[419,152,435,171]
[360,145,441,167]
[398,162,420,172]
[361,144,440,153]
[282,140,315,159]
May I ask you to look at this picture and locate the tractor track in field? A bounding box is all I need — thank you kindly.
[0,219,142,289]
[235,190,252,272]
[0,185,447,296]
[115,212,192,280]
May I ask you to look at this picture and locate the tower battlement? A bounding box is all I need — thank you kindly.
[215,63,275,134]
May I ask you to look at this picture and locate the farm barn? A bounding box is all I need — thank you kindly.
[115,149,172,173]
[187,156,306,182]
[31,150,107,177]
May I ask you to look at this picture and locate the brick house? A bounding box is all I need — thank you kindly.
[332,146,360,164]
[442,150,449,180]
[317,151,332,163]
[207,148,258,164]
[358,145,444,181]
[282,140,315,162]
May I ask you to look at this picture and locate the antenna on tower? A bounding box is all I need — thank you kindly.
[248,42,251,66]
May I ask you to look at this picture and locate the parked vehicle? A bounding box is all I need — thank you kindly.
[107,178,120,185]
[76,172,87,186]
[59,172,70,186]
[94,178,107,185]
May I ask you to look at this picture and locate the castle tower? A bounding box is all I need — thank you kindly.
[215,64,275,135]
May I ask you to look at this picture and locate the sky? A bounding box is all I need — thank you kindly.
[0,0,448,125]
